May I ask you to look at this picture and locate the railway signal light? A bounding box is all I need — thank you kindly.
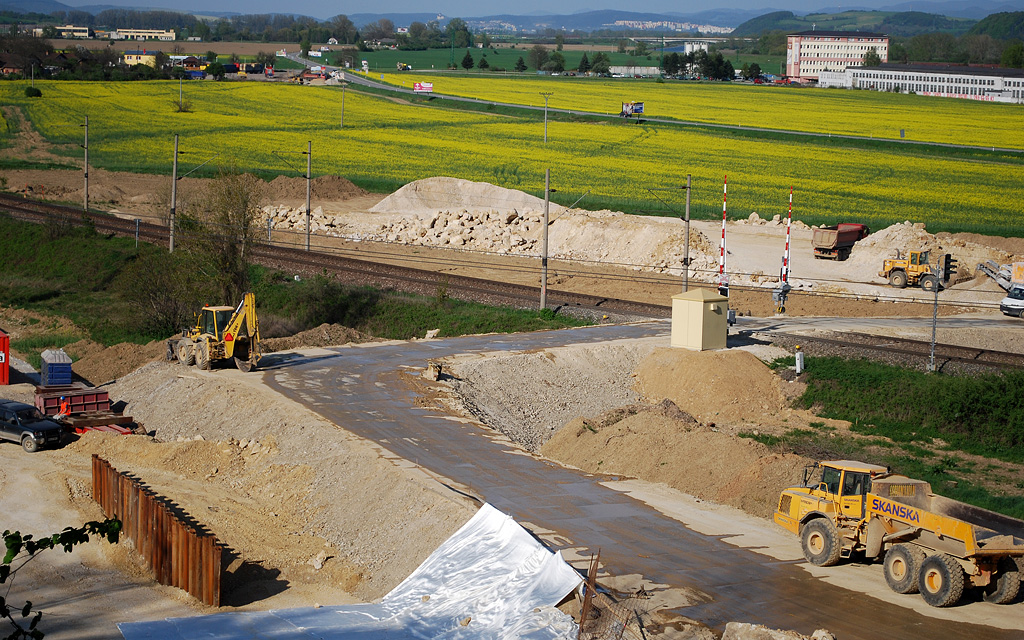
[943,253,958,279]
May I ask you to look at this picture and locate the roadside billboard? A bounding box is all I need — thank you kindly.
[414,82,434,93]
[621,101,644,116]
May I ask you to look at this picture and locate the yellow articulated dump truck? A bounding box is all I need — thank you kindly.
[774,460,1024,607]
[167,292,262,372]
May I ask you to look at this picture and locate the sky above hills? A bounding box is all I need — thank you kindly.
[64,0,905,18]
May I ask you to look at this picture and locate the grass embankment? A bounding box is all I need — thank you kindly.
[0,214,586,367]
[747,357,1024,518]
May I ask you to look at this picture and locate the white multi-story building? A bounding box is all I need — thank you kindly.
[786,30,888,81]
[819,64,1024,103]
[32,24,91,38]
[111,28,176,41]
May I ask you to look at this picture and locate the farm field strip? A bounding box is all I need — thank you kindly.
[369,72,1024,150]
[1,81,1021,234]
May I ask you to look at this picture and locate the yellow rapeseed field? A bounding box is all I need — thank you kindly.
[1,80,1021,233]
[374,72,1024,150]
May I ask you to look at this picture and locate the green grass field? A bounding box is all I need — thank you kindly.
[1,80,1021,235]
[341,46,657,73]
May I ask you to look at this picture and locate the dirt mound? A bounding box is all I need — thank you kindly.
[263,323,376,351]
[268,174,367,201]
[68,339,168,385]
[370,177,559,215]
[633,348,790,424]
[542,406,808,518]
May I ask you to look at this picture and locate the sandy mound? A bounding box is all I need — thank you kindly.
[262,323,376,351]
[370,177,560,215]
[268,174,368,201]
[633,348,790,424]
[542,404,808,518]
[68,339,168,385]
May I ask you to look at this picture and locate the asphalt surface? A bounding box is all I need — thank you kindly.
[263,318,1020,638]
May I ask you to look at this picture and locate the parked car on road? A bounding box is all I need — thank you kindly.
[0,400,66,452]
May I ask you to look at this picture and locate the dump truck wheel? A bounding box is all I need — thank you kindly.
[884,544,925,594]
[176,340,196,366]
[919,553,965,607]
[196,341,211,371]
[801,519,842,567]
[982,557,1021,604]
[889,270,908,288]
[920,275,938,292]
[22,436,39,453]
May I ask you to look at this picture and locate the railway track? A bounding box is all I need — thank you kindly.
[0,193,670,319]
[5,192,1021,373]
[763,330,1024,371]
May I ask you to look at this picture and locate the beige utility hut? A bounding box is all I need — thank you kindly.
[670,289,728,351]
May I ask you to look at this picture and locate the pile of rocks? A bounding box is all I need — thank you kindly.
[736,212,812,229]
[368,209,544,253]
[263,205,346,236]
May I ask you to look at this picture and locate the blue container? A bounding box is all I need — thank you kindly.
[41,349,73,386]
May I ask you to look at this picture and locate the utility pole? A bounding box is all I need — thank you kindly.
[540,168,550,310]
[539,92,553,143]
[683,174,691,292]
[169,134,178,253]
[81,115,89,212]
[304,140,311,251]
[340,82,348,128]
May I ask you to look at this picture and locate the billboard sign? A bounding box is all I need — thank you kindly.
[621,101,645,116]
[414,82,434,93]
[309,50,322,57]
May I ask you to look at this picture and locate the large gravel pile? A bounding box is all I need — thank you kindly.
[446,338,662,451]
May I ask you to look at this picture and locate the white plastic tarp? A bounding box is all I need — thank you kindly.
[118,503,582,639]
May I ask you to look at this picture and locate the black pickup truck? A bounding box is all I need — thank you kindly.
[0,400,66,452]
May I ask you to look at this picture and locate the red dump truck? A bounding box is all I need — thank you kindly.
[812,223,869,260]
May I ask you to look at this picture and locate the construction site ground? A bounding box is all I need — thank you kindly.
[2,160,1024,638]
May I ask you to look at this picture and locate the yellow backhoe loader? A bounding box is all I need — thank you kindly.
[168,292,262,372]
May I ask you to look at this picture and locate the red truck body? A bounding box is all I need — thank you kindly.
[812,223,869,260]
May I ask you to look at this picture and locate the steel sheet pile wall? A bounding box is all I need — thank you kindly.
[92,454,222,606]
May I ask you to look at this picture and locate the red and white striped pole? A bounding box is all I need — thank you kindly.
[781,186,792,284]
[719,175,728,293]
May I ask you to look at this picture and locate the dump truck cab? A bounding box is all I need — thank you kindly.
[774,460,889,538]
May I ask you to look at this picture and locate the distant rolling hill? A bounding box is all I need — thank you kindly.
[731,9,976,36]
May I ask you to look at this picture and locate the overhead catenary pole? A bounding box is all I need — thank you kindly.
[683,174,691,292]
[540,168,550,310]
[82,115,89,212]
[340,82,348,128]
[782,187,792,284]
[540,92,553,143]
[169,134,178,253]
[305,140,311,251]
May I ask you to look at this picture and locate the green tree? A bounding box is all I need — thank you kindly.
[180,170,266,302]
[300,35,311,57]
[555,33,564,51]
[1002,41,1024,68]
[578,52,590,73]
[590,51,611,74]
[863,46,882,66]
[461,50,474,70]
[205,61,225,80]
[204,50,218,63]
[3,519,121,640]
[477,55,489,69]
[543,51,565,73]
[527,44,549,70]
[446,17,472,48]
[514,56,527,72]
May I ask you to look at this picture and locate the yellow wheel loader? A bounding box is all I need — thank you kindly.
[774,460,1024,607]
[167,292,262,372]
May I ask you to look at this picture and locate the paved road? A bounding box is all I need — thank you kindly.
[286,54,1023,156]
[264,319,1018,638]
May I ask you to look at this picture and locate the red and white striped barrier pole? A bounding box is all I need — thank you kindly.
[782,186,792,284]
[719,175,728,295]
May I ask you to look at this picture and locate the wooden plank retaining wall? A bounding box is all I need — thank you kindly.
[91,454,222,606]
